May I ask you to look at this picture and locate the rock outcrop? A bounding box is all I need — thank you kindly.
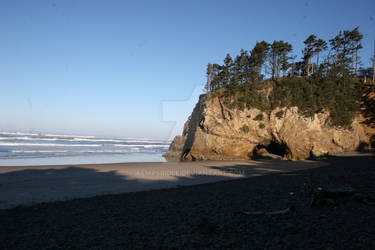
[164,93,375,161]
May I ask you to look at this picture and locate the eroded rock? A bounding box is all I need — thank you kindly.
[165,94,374,161]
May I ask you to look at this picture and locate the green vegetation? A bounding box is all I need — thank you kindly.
[205,27,372,127]
[240,125,250,133]
[275,110,284,119]
[253,113,264,121]
[259,123,265,129]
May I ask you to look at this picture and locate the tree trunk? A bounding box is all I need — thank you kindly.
[307,56,310,76]
[352,52,355,74]
[272,53,276,80]
[354,49,358,75]
[258,64,262,81]
[276,57,280,80]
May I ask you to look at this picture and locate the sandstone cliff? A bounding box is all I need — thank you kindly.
[164,93,375,161]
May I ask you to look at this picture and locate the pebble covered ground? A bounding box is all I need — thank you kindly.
[0,154,374,249]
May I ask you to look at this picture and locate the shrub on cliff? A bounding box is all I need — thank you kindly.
[276,110,284,119]
[212,77,363,128]
[253,113,264,121]
[240,125,250,133]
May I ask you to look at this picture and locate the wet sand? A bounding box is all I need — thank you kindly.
[0,159,325,209]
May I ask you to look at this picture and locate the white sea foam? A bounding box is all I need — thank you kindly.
[0,137,64,141]
[44,133,96,138]
[70,138,125,143]
[10,149,142,153]
[0,136,126,143]
[0,131,170,162]
[114,144,169,148]
[143,145,170,148]
[0,143,102,147]
[0,133,170,144]
[0,132,39,136]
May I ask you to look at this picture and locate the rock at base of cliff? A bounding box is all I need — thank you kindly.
[163,135,186,160]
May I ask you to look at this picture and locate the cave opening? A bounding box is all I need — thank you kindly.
[254,140,289,158]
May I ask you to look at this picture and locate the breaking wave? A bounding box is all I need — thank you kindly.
[0,132,171,161]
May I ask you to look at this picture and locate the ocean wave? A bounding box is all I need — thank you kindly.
[0,142,102,147]
[0,137,124,143]
[0,132,170,161]
[0,137,61,141]
[114,144,169,148]
[9,149,144,153]
[44,133,96,138]
[0,132,170,144]
[0,132,40,136]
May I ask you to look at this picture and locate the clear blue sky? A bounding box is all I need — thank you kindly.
[1,0,374,138]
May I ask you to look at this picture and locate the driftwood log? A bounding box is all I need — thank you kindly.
[311,187,375,207]
[311,187,356,207]
[238,207,292,216]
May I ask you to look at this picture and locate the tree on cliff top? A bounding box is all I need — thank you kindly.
[249,41,270,82]
[204,27,368,127]
[303,34,317,76]
[268,40,293,80]
[206,27,365,93]
[329,27,363,76]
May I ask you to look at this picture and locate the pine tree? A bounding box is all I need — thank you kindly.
[250,41,270,81]
[269,41,292,80]
[234,49,250,84]
[303,34,317,75]
[329,28,363,76]
[313,38,327,69]
[349,27,363,75]
[222,54,233,87]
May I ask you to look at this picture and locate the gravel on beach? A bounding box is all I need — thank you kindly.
[0,154,374,249]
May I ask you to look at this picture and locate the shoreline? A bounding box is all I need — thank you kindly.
[0,159,325,209]
[0,152,167,167]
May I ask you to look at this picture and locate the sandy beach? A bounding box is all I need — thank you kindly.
[0,159,325,209]
[1,154,374,249]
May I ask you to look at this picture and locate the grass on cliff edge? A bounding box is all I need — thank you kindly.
[211,77,367,128]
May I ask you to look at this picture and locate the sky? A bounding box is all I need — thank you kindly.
[1,0,375,139]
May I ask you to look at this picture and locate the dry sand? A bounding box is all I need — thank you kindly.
[0,159,325,209]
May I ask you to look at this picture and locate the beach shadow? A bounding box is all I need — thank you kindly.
[0,159,324,209]
[0,166,191,209]
[0,155,375,249]
[207,159,322,177]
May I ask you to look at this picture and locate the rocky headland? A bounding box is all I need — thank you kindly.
[165,89,375,161]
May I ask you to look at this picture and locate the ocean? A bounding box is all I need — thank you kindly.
[0,132,170,166]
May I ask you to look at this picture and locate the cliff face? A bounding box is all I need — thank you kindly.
[164,93,375,161]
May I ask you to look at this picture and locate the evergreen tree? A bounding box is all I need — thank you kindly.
[313,38,327,69]
[205,63,214,93]
[269,40,293,80]
[303,34,317,75]
[329,27,363,76]
[349,27,363,75]
[222,54,233,87]
[234,49,251,84]
[249,41,270,81]
[208,63,221,91]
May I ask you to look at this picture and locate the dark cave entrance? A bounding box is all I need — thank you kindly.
[253,140,289,158]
